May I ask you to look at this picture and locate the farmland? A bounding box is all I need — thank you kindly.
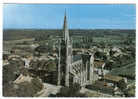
[3,29,136,97]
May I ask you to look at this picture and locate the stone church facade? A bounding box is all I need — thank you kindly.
[57,12,94,87]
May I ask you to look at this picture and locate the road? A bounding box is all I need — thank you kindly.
[36,83,62,97]
[36,83,112,97]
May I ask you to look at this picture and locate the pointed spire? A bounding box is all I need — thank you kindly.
[63,9,70,42]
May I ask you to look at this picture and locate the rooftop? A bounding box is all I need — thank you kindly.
[93,80,114,89]
[86,80,114,94]
[94,60,105,68]
[104,74,123,83]
[73,55,82,62]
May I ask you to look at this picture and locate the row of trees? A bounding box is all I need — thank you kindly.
[73,36,93,48]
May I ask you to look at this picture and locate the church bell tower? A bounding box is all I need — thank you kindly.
[57,11,72,87]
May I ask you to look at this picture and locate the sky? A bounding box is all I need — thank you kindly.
[3,4,136,29]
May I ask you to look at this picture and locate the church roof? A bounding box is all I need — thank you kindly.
[73,55,82,62]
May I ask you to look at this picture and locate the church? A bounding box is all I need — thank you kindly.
[57,12,95,87]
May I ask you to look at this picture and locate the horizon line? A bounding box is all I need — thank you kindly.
[3,28,136,30]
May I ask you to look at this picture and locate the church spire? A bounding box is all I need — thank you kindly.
[63,10,70,42]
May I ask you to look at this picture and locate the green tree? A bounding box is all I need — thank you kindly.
[56,83,86,97]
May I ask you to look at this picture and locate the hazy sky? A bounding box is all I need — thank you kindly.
[3,4,136,29]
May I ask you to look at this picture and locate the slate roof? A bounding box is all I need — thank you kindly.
[72,55,82,62]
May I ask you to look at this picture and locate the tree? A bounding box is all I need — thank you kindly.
[34,45,52,56]
[3,59,24,84]
[123,35,133,45]
[118,79,127,91]
[3,78,43,97]
[56,83,86,97]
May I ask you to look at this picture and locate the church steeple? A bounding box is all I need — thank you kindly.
[57,11,72,87]
[63,10,70,42]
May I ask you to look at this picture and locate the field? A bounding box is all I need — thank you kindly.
[3,29,136,97]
